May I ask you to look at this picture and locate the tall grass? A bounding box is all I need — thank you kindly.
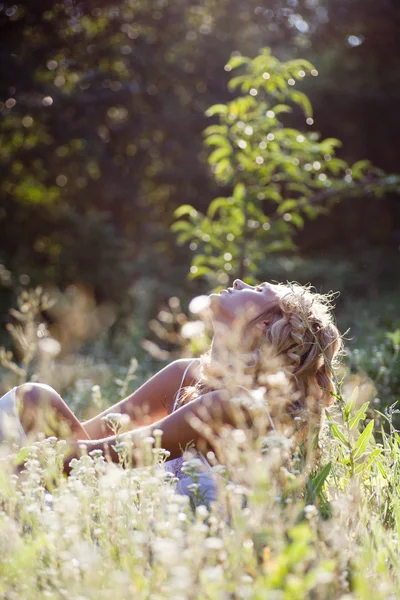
[0,288,400,599]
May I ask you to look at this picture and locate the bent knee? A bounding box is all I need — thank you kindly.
[16,383,61,406]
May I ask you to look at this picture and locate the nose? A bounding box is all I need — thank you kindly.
[233,279,251,290]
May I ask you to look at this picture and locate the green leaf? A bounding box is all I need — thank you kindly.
[286,58,315,74]
[207,197,229,219]
[170,221,192,233]
[319,138,342,154]
[354,447,382,474]
[15,446,32,466]
[264,239,294,253]
[203,125,228,137]
[188,265,213,279]
[289,213,304,228]
[233,183,246,203]
[204,134,230,148]
[208,147,232,165]
[272,104,292,115]
[376,458,387,479]
[226,55,251,70]
[330,422,349,446]
[214,158,232,179]
[205,104,229,117]
[192,254,211,267]
[277,199,298,214]
[348,402,370,430]
[173,205,197,219]
[387,329,400,350]
[289,90,313,118]
[326,158,348,175]
[351,159,372,178]
[306,462,332,501]
[227,75,249,92]
[344,386,358,421]
[353,420,374,461]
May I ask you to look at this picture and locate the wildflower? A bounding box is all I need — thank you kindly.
[261,431,293,451]
[188,295,210,314]
[142,436,155,445]
[153,538,180,566]
[181,320,205,338]
[113,441,127,454]
[101,413,125,426]
[89,449,103,459]
[211,464,227,475]
[157,449,170,459]
[187,483,200,493]
[201,566,224,582]
[163,472,177,485]
[304,504,318,519]
[204,537,224,550]
[182,458,203,474]
[196,505,209,519]
[153,428,163,439]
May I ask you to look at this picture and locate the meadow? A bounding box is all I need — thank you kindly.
[0,286,400,600]
[1,3,400,598]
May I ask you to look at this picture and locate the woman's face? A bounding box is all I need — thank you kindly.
[209,279,285,327]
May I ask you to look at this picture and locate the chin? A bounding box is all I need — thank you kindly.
[208,293,221,311]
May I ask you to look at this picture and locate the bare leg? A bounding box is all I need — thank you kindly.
[16,383,91,441]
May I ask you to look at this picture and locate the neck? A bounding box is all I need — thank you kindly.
[210,320,257,375]
[210,321,231,365]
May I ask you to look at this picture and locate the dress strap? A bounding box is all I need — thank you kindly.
[173,359,197,412]
[237,385,276,431]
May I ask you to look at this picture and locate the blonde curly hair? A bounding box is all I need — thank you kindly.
[178,282,343,446]
[252,283,343,409]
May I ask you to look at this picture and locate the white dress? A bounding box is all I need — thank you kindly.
[164,360,218,504]
[0,387,27,445]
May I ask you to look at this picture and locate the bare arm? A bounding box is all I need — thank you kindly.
[67,389,247,468]
[82,358,200,439]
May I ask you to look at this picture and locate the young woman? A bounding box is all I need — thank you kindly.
[0,278,342,496]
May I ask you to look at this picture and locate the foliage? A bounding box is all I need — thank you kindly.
[1,1,400,327]
[172,48,400,285]
[0,281,399,597]
[347,328,400,412]
[1,354,400,598]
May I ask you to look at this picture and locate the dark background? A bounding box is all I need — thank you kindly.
[0,0,399,342]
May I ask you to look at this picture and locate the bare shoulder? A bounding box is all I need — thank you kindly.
[168,358,201,386]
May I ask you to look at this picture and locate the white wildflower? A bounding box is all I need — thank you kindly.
[204,537,224,550]
[201,566,224,582]
[304,504,319,519]
[196,505,209,519]
[101,412,126,426]
[153,538,180,566]
[187,483,200,493]
[188,295,210,314]
[181,320,205,338]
